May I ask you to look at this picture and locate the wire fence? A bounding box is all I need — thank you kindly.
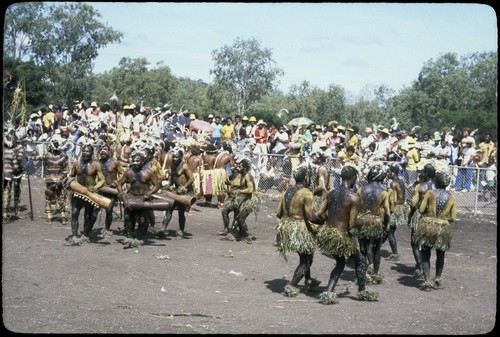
[21,142,497,216]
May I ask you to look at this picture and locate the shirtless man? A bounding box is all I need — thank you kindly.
[116,149,161,248]
[66,143,106,245]
[96,141,124,235]
[275,164,323,297]
[220,158,261,242]
[356,164,391,284]
[309,152,330,212]
[162,147,194,238]
[200,144,231,208]
[24,134,70,225]
[316,165,377,304]
[186,145,204,200]
[408,163,436,276]
[415,170,456,291]
[385,163,409,261]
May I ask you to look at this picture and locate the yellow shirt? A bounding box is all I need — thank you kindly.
[44,111,55,129]
[479,141,496,164]
[221,124,234,140]
[406,148,419,171]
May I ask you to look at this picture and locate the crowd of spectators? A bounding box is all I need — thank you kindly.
[16,102,497,202]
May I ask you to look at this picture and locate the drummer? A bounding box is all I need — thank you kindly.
[115,148,161,249]
[94,141,125,236]
[66,142,106,246]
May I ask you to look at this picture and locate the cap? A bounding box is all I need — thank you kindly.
[90,102,97,107]
[208,114,214,118]
[189,113,196,120]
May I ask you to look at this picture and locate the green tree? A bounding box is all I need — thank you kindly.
[4,2,122,104]
[210,37,284,115]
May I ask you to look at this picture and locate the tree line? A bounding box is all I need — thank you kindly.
[3,2,497,139]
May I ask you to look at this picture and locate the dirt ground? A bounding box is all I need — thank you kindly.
[2,177,497,334]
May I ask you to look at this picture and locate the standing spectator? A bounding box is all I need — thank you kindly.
[248,116,258,138]
[483,155,497,201]
[221,117,235,146]
[373,128,391,161]
[454,136,476,192]
[43,107,54,135]
[233,115,242,144]
[461,128,476,147]
[239,116,249,141]
[420,132,433,160]
[406,138,420,185]
[449,136,461,187]
[326,127,342,150]
[132,107,144,139]
[432,137,452,166]
[478,133,496,195]
[346,126,359,150]
[254,120,269,165]
[360,127,376,152]
[211,115,223,148]
[120,105,134,138]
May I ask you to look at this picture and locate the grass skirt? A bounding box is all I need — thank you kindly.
[408,211,423,230]
[388,204,410,229]
[316,226,359,257]
[201,168,228,196]
[356,214,385,240]
[414,217,452,251]
[224,193,261,215]
[313,192,327,213]
[275,218,317,261]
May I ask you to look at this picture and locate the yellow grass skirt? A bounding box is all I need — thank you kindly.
[201,168,228,196]
[389,204,410,229]
[414,217,452,251]
[356,214,385,240]
[275,218,317,261]
[316,226,359,257]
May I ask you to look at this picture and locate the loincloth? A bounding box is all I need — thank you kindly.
[414,217,452,251]
[316,226,359,257]
[275,218,317,261]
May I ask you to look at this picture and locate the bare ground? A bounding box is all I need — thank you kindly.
[2,177,497,334]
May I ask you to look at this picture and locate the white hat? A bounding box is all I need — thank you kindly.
[208,114,214,118]
[90,102,97,107]
[257,119,266,125]
[463,136,475,144]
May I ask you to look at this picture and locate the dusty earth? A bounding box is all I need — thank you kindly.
[2,177,497,334]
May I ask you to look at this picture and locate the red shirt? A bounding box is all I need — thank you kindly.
[255,127,268,144]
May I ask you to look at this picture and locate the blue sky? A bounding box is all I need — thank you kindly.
[88,2,497,96]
